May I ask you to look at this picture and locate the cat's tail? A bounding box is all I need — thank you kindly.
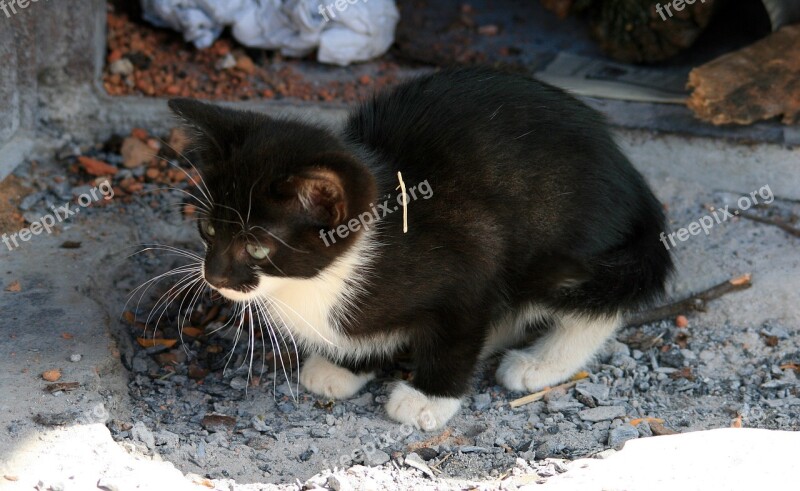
[550,214,674,316]
[586,215,674,314]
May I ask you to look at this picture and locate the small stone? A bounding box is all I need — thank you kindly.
[69,354,82,363]
[546,399,583,413]
[459,445,490,453]
[310,426,328,438]
[636,421,653,437]
[131,357,148,374]
[605,339,630,357]
[660,348,686,368]
[19,192,44,211]
[594,449,617,459]
[216,53,237,70]
[327,475,354,491]
[131,421,156,449]
[472,393,491,411]
[120,137,153,169]
[246,436,271,450]
[576,382,610,402]
[365,449,391,466]
[109,58,134,76]
[608,425,639,449]
[145,167,161,180]
[675,315,689,328]
[229,377,247,390]
[71,185,93,197]
[155,430,181,448]
[299,447,315,462]
[202,413,236,432]
[579,406,626,422]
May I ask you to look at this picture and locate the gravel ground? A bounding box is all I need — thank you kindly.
[3,127,799,489]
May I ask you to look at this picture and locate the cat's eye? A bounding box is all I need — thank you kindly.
[202,221,215,237]
[246,244,271,260]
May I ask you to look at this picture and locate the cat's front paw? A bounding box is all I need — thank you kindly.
[300,354,374,399]
[385,382,461,431]
[496,350,572,392]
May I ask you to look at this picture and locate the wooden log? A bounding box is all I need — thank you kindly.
[687,24,800,125]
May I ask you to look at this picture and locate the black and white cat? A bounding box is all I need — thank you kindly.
[167,67,672,431]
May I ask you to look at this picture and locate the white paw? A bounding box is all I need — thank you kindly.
[300,355,374,399]
[496,350,573,392]
[385,382,461,431]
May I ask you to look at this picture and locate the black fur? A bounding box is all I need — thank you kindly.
[168,66,672,401]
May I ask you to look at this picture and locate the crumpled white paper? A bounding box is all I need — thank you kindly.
[140,0,399,66]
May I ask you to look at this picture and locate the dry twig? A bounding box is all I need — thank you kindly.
[625,273,752,327]
[740,212,800,238]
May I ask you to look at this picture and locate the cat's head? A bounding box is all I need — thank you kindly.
[168,99,376,301]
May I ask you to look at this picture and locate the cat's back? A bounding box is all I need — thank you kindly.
[344,67,609,160]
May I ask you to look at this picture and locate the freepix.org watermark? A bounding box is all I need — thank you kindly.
[659,184,774,250]
[319,179,432,246]
[318,0,366,23]
[2,181,114,251]
[655,0,708,21]
[0,0,48,19]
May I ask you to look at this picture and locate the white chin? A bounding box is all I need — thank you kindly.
[214,286,262,302]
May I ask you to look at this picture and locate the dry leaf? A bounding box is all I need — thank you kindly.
[629,417,665,426]
[779,362,800,372]
[181,326,204,337]
[571,371,590,381]
[78,156,118,176]
[42,369,62,382]
[136,337,178,349]
[5,280,21,292]
[649,421,679,436]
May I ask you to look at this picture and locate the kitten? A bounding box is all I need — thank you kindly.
[167,67,672,431]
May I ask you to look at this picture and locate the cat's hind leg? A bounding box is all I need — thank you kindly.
[496,312,621,392]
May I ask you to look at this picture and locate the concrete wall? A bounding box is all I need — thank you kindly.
[0,0,105,177]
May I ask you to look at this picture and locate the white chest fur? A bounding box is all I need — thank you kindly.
[223,232,403,362]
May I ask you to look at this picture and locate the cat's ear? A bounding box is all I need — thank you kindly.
[277,153,374,227]
[280,168,348,226]
[167,98,251,156]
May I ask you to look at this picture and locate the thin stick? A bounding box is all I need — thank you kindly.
[625,273,752,327]
[510,380,581,408]
[740,212,800,238]
[396,171,408,233]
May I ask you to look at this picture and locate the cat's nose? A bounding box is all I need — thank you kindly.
[204,272,231,289]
